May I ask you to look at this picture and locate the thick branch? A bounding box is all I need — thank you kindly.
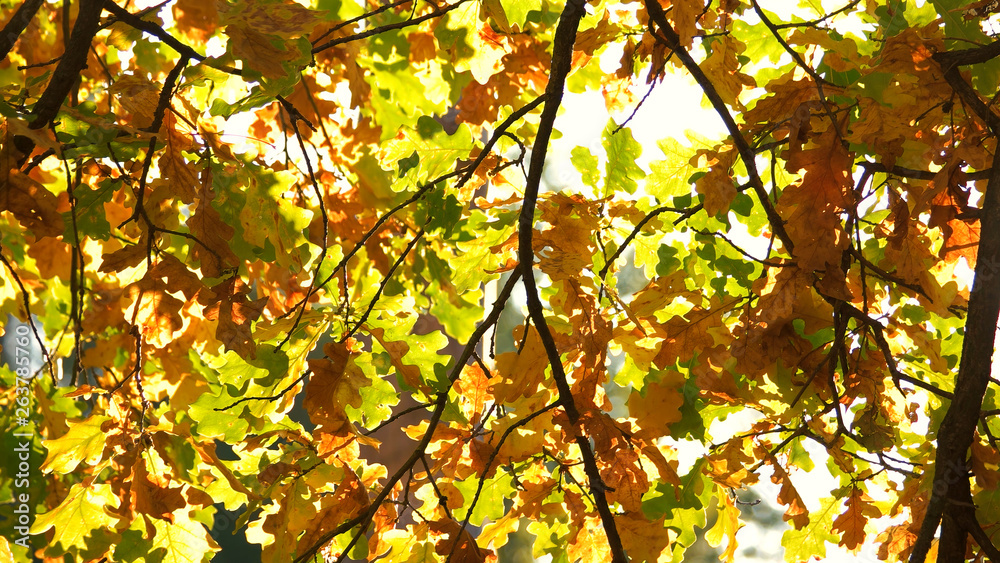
[102,1,205,62]
[28,0,104,130]
[909,118,1000,563]
[515,0,627,561]
[0,0,44,62]
[858,161,993,182]
[933,51,1000,135]
[935,39,1000,69]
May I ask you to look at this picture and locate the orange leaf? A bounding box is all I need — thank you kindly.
[667,0,701,48]
[225,25,296,80]
[128,457,188,522]
[617,513,672,563]
[190,173,239,278]
[429,519,495,563]
[767,456,810,530]
[26,236,71,280]
[780,125,854,271]
[304,341,367,427]
[126,286,184,349]
[832,487,882,551]
[694,148,738,216]
[368,326,426,392]
[1,170,65,238]
[567,516,611,563]
[453,363,492,425]
[490,327,550,403]
[602,447,650,512]
[173,0,218,41]
[202,277,266,359]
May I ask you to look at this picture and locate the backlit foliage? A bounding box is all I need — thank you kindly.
[1,0,1000,561]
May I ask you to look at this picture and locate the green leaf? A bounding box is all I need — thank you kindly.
[781,496,840,562]
[571,146,600,189]
[66,179,116,240]
[603,122,644,195]
[450,470,514,526]
[503,0,542,30]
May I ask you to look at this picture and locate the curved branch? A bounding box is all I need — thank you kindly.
[598,203,689,279]
[342,227,424,340]
[311,0,413,46]
[643,0,795,254]
[515,0,627,560]
[311,0,472,55]
[102,1,206,62]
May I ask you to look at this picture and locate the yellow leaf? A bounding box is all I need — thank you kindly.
[480,0,511,33]
[627,374,685,437]
[699,36,755,108]
[705,494,744,563]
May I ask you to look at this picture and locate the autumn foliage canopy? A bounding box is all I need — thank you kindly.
[3,0,1000,561]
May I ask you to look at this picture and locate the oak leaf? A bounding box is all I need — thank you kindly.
[305,341,367,428]
[705,494,743,563]
[225,25,296,81]
[490,327,550,403]
[780,126,854,271]
[1,170,65,238]
[627,374,685,438]
[693,145,738,216]
[109,75,160,130]
[202,277,267,359]
[667,0,701,47]
[173,0,218,41]
[832,487,882,551]
[127,457,187,522]
[602,447,650,512]
[126,285,185,349]
[567,516,611,563]
[699,36,756,108]
[617,513,673,563]
[767,456,810,530]
[429,519,496,563]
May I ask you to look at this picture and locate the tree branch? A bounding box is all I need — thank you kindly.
[643,0,795,254]
[0,0,44,62]
[293,267,523,563]
[908,86,1000,563]
[311,0,471,55]
[28,0,104,130]
[102,1,206,62]
[516,0,627,560]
